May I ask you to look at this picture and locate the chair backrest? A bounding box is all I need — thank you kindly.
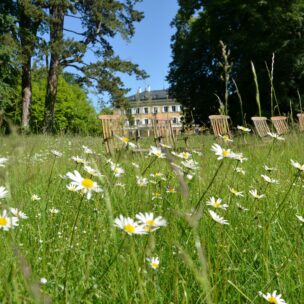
[251,117,270,138]
[98,114,125,154]
[152,118,175,147]
[209,115,231,137]
[271,116,289,135]
[297,113,304,131]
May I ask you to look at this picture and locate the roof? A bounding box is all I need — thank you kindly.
[127,89,172,102]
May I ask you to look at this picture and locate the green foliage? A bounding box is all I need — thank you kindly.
[30,72,100,135]
[168,0,304,124]
[1,133,304,302]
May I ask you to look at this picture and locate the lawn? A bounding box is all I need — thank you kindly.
[0,131,303,303]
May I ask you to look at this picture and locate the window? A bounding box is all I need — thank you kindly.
[136,119,141,125]
[172,106,176,112]
[153,107,158,114]
[144,107,149,114]
[136,108,140,114]
[163,106,169,113]
[172,117,178,124]
[127,108,132,115]
[144,119,149,125]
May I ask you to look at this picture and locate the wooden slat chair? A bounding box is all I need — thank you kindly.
[271,116,289,135]
[152,118,175,147]
[98,114,126,154]
[209,115,231,137]
[297,113,304,131]
[251,117,270,138]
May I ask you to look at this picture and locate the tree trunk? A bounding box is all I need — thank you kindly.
[21,58,32,128]
[43,4,65,133]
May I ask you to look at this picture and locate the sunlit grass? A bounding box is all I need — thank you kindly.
[0,131,303,303]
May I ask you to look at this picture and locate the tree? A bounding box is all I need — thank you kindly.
[168,0,304,124]
[43,0,147,133]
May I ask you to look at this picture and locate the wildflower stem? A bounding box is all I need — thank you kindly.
[141,156,157,176]
[194,161,223,210]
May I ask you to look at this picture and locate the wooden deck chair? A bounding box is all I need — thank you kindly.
[271,116,289,135]
[209,115,231,137]
[152,118,175,147]
[251,117,270,138]
[98,114,126,154]
[297,113,304,131]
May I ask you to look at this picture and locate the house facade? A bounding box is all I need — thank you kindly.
[113,89,183,136]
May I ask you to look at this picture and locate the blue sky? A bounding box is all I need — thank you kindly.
[65,0,178,110]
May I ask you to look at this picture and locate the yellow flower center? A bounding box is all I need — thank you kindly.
[0,217,8,226]
[223,150,230,157]
[223,135,229,141]
[122,137,129,143]
[146,219,156,226]
[214,200,221,208]
[81,178,94,189]
[124,224,135,233]
[151,262,159,269]
[268,296,277,304]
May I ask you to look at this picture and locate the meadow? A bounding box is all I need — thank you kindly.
[0,130,303,303]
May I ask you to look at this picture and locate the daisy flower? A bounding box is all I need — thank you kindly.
[136,212,167,232]
[235,167,246,175]
[237,125,251,132]
[66,170,102,200]
[206,197,228,210]
[31,194,41,201]
[66,183,78,192]
[0,210,18,231]
[259,290,286,304]
[160,143,173,149]
[111,164,125,177]
[82,145,93,154]
[211,144,237,160]
[10,208,28,219]
[149,146,166,158]
[249,189,266,199]
[136,176,149,187]
[267,132,285,141]
[51,150,62,157]
[152,192,162,200]
[296,215,304,223]
[177,151,192,160]
[71,156,87,165]
[0,186,8,199]
[236,203,249,211]
[132,162,140,169]
[219,134,233,143]
[261,175,279,184]
[290,159,304,171]
[181,159,199,170]
[0,157,9,167]
[264,165,277,172]
[208,210,229,225]
[83,165,102,177]
[114,215,146,235]
[49,208,60,214]
[146,257,160,270]
[40,278,47,284]
[234,153,248,163]
[166,186,176,193]
[229,187,244,197]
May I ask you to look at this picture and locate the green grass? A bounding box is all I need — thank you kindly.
[0,132,304,303]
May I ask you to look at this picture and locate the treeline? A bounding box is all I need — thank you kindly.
[0,1,147,134]
[168,0,304,124]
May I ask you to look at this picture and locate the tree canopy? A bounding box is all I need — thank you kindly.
[168,0,304,124]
